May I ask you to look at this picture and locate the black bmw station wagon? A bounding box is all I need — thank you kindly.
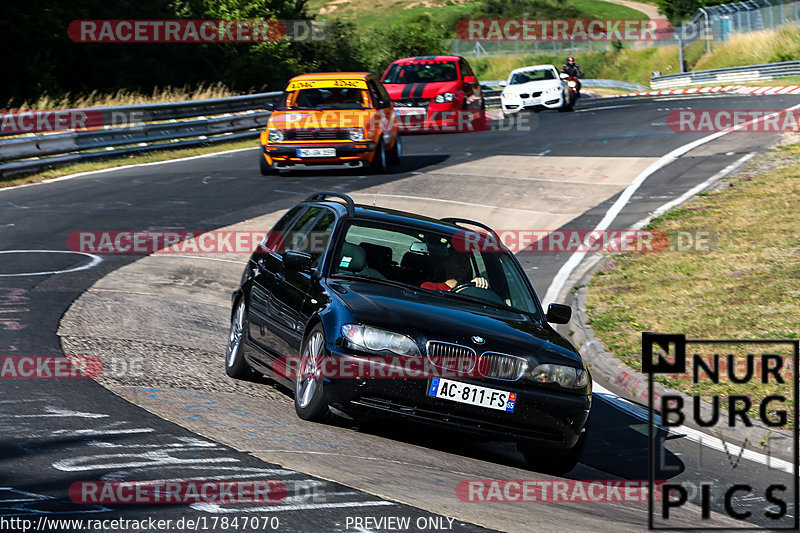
[225,192,592,474]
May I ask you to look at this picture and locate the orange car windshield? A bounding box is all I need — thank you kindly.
[279,87,369,111]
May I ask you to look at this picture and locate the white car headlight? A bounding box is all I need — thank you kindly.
[501,92,514,100]
[341,324,420,357]
[529,363,588,388]
[348,128,364,141]
[268,129,284,143]
[433,92,455,103]
[545,86,561,94]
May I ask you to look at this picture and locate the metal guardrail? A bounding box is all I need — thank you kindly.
[480,78,648,105]
[650,60,800,89]
[1,76,652,176]
[0,92,282,177]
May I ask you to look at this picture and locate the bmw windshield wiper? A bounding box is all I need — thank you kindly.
[429,288,535,318]
[331,273,422,292]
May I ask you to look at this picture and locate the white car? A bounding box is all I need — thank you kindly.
[500,64,573,115]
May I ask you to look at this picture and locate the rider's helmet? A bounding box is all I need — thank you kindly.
[567,56,575,65]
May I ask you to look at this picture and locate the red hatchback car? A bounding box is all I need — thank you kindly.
[381,55,485,132]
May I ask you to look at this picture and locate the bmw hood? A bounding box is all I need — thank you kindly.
[329,279,581,367]
[502,80,561,97]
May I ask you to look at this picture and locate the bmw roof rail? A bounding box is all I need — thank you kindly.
[304,192,355,217]
[440,217,498,237]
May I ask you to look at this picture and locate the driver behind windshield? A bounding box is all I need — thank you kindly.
[290,87,367,109]
[421,253,488,291]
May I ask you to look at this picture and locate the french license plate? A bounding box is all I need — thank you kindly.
[427,377,516,412]
[296,148,336,157]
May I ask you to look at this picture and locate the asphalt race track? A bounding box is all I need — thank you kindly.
[2,92,799,532]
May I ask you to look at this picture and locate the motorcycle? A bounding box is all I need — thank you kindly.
[564,75,580,100]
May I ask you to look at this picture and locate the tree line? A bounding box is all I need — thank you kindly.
[3,0,725,106]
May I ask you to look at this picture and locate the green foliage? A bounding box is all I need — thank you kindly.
[653,0,730,25]
[1,0,313,105]
[470,0,582,19]
[2,0,453,106]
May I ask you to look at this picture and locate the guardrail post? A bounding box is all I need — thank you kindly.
[764,0,774,28]
[699,8,712,53]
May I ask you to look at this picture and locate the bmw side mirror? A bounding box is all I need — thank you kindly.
[283,250,312,272]
[559,73,569,79]
[546,303,572,324]
[499,80,507,87]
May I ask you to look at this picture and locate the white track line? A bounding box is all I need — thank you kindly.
[591,385,795,474]
[0,147,256,194]
[541,102,800,470]
[0,249,103,277]
[633,151,756,230]
[542,101,800,306]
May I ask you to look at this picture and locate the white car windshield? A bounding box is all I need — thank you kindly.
[509,69,556,85]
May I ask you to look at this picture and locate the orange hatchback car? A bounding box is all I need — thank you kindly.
[259,72,401,174]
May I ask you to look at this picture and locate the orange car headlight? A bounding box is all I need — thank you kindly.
[268,129,284,143]
[348,128,364,141]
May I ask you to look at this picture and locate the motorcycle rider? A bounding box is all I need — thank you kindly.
[561,56,583,95]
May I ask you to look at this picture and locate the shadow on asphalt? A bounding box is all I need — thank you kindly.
[270,154,450,178]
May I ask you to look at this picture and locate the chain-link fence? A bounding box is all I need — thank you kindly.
[449,39,616,58]
[448,0,800,57]
[702,0,800,41]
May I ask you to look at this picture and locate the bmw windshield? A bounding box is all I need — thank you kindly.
[329,221,541,316]
[509,68,557,85]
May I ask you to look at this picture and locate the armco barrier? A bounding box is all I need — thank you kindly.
[0,92,281,177]
[651,60,800,89]
[480,78,649,106]
[2,78,651,176]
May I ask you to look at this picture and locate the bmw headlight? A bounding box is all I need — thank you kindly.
[433,92,455,103]
[545,86,561,94]
[268,129,284,143]
[341,324,420,357]
[348,128,364,141]
[529,364,588,388]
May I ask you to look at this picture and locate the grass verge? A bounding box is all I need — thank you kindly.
[8,82,242,112]
[0,138,258,189]
[308,0,645,30]
[586,140,800,420]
